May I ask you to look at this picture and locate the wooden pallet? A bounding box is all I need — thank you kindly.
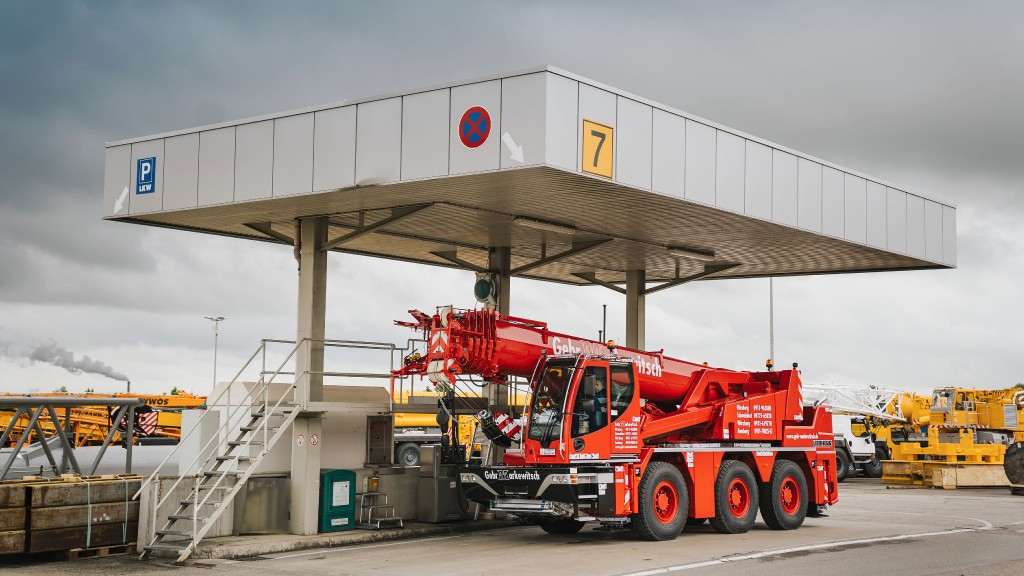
[63,542,136,561]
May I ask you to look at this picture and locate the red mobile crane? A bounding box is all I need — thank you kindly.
[396,306,838,539]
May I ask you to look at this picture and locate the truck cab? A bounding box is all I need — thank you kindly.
[522,357,639,465]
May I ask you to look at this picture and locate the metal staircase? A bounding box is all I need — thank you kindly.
[134,339,307,563]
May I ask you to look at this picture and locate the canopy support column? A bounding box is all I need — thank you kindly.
[625,269,646,350]
[290,216,327,535]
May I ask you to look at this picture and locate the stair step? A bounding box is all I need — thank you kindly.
[181,499,221,507]
[156,529,194,537]
[196,484,232,491]
[215,455,252,462]
[203,470,245,477]
[240,426,280,432]
[228,440,264,446]
[146,543,189,552]
[169,513,210,521]
[364,504,395,510]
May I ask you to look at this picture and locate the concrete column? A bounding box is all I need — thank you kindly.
[295,216,328,405]
[290,216,327,535]
[625,269,646,350]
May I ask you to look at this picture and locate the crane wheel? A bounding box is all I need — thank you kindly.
[1005,442,1024,485]
[537,518,586,534]
[632,461,688,541]
[395,442,421,467]
[710,460,759,534]
[863,447,885,478]
[835,449,851,482]
[759,460,808,530]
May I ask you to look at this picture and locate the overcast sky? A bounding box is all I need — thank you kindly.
[0,1,1021,397]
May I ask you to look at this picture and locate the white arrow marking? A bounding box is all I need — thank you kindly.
[114,186,129,213]
[501,131,524,164]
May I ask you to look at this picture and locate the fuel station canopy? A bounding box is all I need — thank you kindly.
[103,66,956,286]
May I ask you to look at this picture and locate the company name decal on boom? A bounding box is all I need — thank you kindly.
[484,469,541,481]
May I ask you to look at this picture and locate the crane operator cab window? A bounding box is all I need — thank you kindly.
[572,366,608,438]
[609,364,635,422]
[932,389,953,413]
[528,363,575,445]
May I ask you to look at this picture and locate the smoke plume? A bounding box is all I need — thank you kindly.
[29,341,129,382]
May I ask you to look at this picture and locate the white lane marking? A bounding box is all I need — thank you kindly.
[617,528,975,576]
[267,535,461,561]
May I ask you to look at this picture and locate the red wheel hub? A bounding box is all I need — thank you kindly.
[780,476,801,515]
[727,477,750,518]
[653,480,679,523]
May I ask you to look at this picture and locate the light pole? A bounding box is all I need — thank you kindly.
[204,316,225,393]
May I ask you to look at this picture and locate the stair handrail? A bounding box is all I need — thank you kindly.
[133,338,300,500]
[148,339,305,512]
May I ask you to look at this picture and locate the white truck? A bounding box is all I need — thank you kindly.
[832,414,883,481]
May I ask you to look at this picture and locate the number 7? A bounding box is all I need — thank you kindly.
[590,130,606,167]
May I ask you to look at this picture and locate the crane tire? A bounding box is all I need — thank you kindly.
[710,460,759,534]
[759,460,808,530]
[537,518,586,534]
[1005,442,1024,485]
[863,447,885,478]
[835,449,851,482]
[632,461,688,541]
[395,442,421,467]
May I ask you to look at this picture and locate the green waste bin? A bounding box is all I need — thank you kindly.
[319,469,357,532]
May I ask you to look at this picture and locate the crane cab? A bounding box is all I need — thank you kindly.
[521,356,641,465]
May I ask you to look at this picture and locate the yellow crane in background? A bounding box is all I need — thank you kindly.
[0,391,206,446]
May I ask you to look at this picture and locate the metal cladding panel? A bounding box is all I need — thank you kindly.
[906,194,926,258]
[234,120,274,202]
[844,174,867,244]
[273,113,314,196]
[715,131,744,213]
[198,127,236,206]
[822,166,845,237]
[450,81,501,175]
[797,158,822,232]
[886,187,908,254]
[356,98,402,185]
[577,84,617,174]
[103,144,131,218]
[685,120,715,205]
[615,97,652,190]
[925,199,943,262]
[500,73,546,168]
[942,206,956,266]
[163,133,199,211]
[401,89,450,180]
[651,109,685,198]
[771,150,798,226]
[544,73,578,171]
[313,106,356,192]
[865,181,887,249]
[129,139,164,214]
[744,140,771,219]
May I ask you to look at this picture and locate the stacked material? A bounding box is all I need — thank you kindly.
[0,475,141,555]
[0,482,26,554]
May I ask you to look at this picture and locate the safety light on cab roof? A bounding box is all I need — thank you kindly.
[606,340,616,352]
[766,358,774,371]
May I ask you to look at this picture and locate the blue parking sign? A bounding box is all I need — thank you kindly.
[137,157,156,194]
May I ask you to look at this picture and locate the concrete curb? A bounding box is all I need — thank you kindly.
[190,520,517,560]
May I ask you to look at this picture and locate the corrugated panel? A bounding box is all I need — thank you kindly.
[844,174,867,244]
[356,98,402,185]
[501,73,546,168]
[127,166,944,285]
[652,109,685,198]
[744,140,771,219]
[273,113,314,196]
[715,131,744,213]
[685,121,715,205]
[401,89,450,180]
[313,106,356,192]
[797,158,822,233]
[866,181,887,249]
[544,73,578,171]
[772,150,798,226]
[886,187,907,254]
[234,120,274,202]
[163,133,199,210]
[616,97,652,190]
[198,127,236,206]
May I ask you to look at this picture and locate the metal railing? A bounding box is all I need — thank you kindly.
[0,397,144,480]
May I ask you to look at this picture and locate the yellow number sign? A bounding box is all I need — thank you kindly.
[582,119,614,179]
